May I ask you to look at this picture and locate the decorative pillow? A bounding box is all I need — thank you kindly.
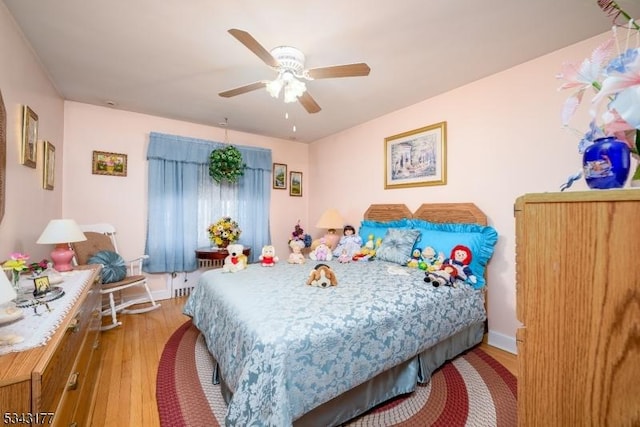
[358,218,411,246]
[410,219,498,289]
[87,250,127,284]
[375,228,421,265]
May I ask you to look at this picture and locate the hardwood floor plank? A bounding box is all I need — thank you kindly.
[89,296,516,426]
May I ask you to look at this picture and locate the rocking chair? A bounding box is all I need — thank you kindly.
[72,223,160,331]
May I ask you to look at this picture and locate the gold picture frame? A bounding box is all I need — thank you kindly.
[384,121,447,189]
[43,141,55,190]
[92,150,127,177]
[289,171,302,197]
[273,163,287,189]
[21,105,38,168]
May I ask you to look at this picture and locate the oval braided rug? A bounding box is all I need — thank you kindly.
[157,321,517,427]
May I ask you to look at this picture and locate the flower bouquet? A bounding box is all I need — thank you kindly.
[557,0,640,189]
[288,220,312,248]
[208,216,241,248]
[2,252,30,291]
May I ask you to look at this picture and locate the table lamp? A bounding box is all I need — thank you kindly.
[316,208,344,250]
[36,219,87,272]
[0,270,24,345]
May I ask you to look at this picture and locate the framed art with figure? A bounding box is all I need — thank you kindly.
[33,276,51,297]
[289,171,302,197]
[384,121,447,189]
[43,141,55,190]
[21,105,38,168]
[273,163,287,189]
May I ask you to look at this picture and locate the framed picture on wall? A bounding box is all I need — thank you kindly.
[21,105,38,168]
[289,171,302,197]
[384,121,447,189]
[42,141,55,190]
[273,163,287,189]
[92,150,128,177]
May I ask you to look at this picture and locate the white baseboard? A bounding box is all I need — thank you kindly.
[487,330,517,355]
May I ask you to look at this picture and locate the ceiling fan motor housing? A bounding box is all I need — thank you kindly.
[270,46,306,77]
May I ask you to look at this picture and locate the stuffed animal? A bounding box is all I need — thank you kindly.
[337,248,351,263]
[352,234,376,261]
[424,263,459,287]
[421,246,445,271]
[306,263,338,288]
[287,240,306,264]
[443,245,477,285]
[222,243,248,273]
[407,248,422,268]
[259,244,279,267]
[309,238,333,261]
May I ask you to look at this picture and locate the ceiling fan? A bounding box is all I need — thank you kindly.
[219,29,371,114]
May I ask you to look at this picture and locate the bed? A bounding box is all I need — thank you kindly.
[183,203,497,426]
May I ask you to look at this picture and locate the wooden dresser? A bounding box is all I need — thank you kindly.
[0,266,102,426]
[515,190,640,426]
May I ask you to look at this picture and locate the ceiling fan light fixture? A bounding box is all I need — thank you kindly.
[283,78,306,103]
[266,78,283,98]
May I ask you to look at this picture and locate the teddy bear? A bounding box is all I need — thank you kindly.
[424,263,459,287]
[259,244,279,267]
[309,238,333,261]
[222,243,248,273]
[287,240,306,264]
[306,263,338,288]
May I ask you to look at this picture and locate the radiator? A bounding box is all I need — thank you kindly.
[169,271,202,298]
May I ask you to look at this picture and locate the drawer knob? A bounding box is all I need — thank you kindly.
[67,371,80,390]
[67,318,80,333]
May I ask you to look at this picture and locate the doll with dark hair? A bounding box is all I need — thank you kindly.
[332,225,362,258]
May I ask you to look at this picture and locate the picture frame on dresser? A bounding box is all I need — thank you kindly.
[384,121,447,189]
[21,105,38,168]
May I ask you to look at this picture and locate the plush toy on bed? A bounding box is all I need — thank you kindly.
[222,244,248,273]
[443,244,477,286]
[259,244,279,267]
[306,263,338,288]
[421,246,445,272]
[309,238,333,261]
[352,234,376,261]
[424,263,459,287]
[287,240,306,264]
[407,248,422,268]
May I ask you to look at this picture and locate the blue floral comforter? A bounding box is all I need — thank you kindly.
[183,260,486,427]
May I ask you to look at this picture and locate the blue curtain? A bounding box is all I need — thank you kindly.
[144,132,272,272]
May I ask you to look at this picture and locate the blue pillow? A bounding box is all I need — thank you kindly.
[88,250,127,284]
[376,228,421,265]
[358,218,411,248]
[410,219,498,289]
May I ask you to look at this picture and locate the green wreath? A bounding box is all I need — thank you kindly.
[208,145,246,184]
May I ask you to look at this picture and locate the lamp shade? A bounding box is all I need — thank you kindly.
[316,209,344,230]
[37,219,87,272]
[0,271,17,305]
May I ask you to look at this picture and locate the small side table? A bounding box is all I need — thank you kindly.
[195,247,251,269]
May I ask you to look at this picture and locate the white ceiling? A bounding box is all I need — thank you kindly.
[4,0,640,143]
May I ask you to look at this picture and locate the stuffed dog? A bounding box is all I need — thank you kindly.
[222,243,248,273]
[306,263,338,288]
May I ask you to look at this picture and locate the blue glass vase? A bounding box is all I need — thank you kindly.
[582,136,631,189]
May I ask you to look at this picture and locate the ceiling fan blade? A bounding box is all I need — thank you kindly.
[306,63,371,79]
[228,29,279,68]
[298,91,321,114]
[219,81,266,98]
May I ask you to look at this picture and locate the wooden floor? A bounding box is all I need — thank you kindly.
[90,296,517,426]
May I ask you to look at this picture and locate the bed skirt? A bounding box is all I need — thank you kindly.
[215,321,485,427]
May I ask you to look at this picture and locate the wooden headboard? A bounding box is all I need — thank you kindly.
[363,202,487,226]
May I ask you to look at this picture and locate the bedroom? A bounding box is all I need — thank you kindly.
[0,0,639,425]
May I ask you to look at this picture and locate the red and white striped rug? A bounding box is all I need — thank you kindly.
[157,321,517,427]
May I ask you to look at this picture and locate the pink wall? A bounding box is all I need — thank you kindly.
[0,3,65,261]
[4,0,632,353]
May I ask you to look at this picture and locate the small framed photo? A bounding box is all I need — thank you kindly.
[33,275,51,297]
[384,121,447,189]
[289,171,303,197]
[92,150,127,177]
[43,141,55,190]
[272,163,287,189]
[21,105,38,168]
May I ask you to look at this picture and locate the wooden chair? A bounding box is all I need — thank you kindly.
[72,223,160,331]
